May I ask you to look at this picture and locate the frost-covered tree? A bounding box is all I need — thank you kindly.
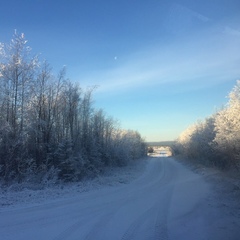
[213,80,240,167]
[0,31,38,136]
[176,116,216,166]
[0,31,38,181]
[176,80,240,170]
[0,32,147,183]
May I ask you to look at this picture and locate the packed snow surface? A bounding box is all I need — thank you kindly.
[0,156,240,240]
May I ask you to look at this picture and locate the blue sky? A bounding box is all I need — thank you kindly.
[1,0,240,141]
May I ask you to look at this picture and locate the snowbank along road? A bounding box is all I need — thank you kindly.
[1,156,239,240]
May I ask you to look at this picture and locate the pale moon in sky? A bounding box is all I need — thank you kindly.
[114,56,117,60]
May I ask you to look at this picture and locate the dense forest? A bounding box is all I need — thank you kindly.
[0,32,147,184]
[174,80,240,170]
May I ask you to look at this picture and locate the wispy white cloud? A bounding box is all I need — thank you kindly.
[162,3,210,35]
[223,26,240,36]
[78,14,240,94]
[173,3,210,23]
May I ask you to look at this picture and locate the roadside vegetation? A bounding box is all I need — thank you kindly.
[174,80,240,171]
[0,32,147,186]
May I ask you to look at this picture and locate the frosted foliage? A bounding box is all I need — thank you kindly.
[213,80,240,163]
[176,80,240,169]
[177,117,215,161]
[0,43,4,77]
[0,32,147,184]
[178,124,198,145]
[0,43,4,55]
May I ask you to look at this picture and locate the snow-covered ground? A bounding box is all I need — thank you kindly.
[0,155,240,240]
[0,159,147,209]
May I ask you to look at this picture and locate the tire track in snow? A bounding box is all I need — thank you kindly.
[53,190,139,240]
[120,196,170,240]
[83,212,114,240]
[154,160,176,240]
[120,159,176,240]
[153,191,171,240]
[98,158,172,240]
[52,216,94,240]
[120,206,156,240]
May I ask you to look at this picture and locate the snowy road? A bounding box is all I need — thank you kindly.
[0,157,227,240]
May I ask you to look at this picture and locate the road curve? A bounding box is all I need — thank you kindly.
[0,157,211,240]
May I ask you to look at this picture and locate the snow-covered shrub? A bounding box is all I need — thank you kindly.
[41,166,59,187]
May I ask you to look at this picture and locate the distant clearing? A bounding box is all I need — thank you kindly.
[146,141,176,147]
